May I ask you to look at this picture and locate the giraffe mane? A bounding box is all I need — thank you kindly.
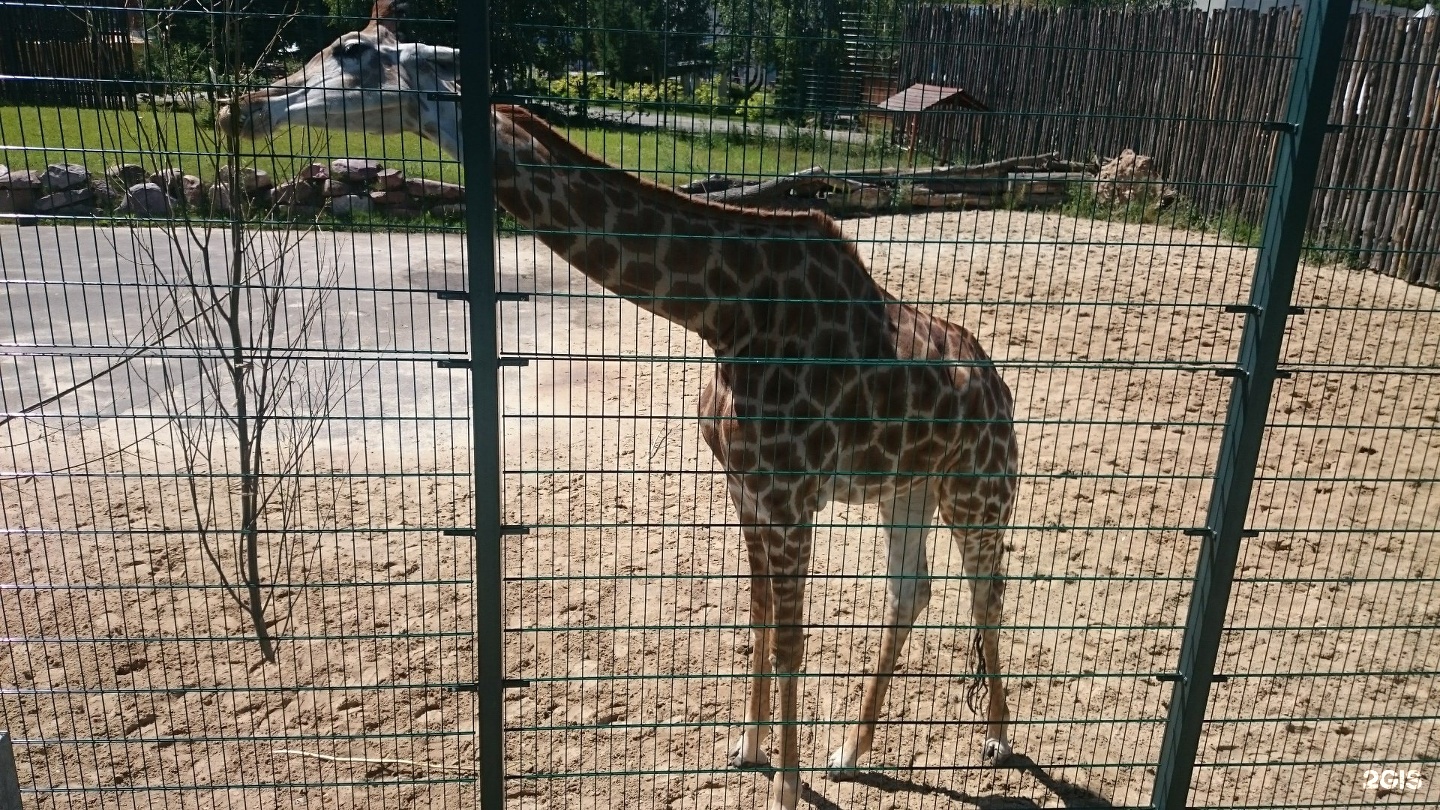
[495,104,865,244]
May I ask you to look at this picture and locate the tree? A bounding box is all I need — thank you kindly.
[120,1,349,664]
[581,0,712,84]
[155,0,335,73]
[715,0,861,121]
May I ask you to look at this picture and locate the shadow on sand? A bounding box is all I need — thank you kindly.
[799,754,1124,810]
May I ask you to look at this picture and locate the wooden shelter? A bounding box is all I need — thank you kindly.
[876,83,987,162]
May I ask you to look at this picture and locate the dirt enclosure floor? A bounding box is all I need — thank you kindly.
[2,210,1438,810]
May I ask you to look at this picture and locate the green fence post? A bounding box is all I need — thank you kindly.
[0,731,19,810]
[1149,1,1351,808]
[456,0,506,807]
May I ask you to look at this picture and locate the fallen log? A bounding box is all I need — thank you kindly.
[700,167,874,209]
[828,152,1086,184]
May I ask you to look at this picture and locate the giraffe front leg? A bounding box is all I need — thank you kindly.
[768,571,807,810]
[730,556,774,768]
[721,475,817,810]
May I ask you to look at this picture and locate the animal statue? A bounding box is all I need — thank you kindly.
[219,4,1020,807]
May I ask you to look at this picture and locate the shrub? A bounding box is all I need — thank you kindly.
[545,74,620,104]
[738,89,778,122]
[691,78,739,115]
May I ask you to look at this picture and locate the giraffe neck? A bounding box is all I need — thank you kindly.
[489,105,884,354]
[403,45,463,159]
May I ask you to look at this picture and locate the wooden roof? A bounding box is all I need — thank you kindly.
[876,83,988,113]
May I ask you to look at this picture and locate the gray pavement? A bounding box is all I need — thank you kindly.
[0,224,646,474]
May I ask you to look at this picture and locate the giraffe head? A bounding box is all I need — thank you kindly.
[216,0,462,157]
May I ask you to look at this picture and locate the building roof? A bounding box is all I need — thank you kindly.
[876,83,988,113]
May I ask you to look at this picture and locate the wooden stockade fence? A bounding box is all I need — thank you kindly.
[0,0,139,109]
[901,7,1440,286]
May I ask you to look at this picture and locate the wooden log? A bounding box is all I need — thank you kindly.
[827,153,1072,183]
[701,167,866,207]
[909,189,1004,209]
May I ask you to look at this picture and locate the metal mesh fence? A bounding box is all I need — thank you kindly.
[2,3,478,808]
[0,1,1435,809]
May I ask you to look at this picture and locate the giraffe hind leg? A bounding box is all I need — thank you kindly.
[941,478,1015,767]
[959,526,1012,765]
[826,487,935,778]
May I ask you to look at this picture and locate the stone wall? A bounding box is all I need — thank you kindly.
[0,159,465,221]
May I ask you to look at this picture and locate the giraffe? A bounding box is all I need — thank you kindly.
[220,7,1020,808]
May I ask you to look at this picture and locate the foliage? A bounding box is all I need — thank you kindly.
[542,75,745,116]
[738,88,779,122]
[572,0,713,84]
[713,0,880,122]
[137,40,216,86]
[692,78,742,114]
[546,74,623,104]
[155,0,334,74]
[620,79,687,110]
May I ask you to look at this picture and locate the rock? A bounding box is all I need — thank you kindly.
[297,162,329,181]
[90,179,122,210]
[107,163,149,186]
[431,203,465,218]
[330,194,373,217]
[368,189,410,206]
[274,180,320,206]
[149,168,186,195]
[0,188,37,214]
[376,167,405,190]
[0,168,42,190]
[33,187,95,213]
[119,182,173,217]
[216,166,272,193]
[207,182,236,215]
[322,179,366,197]
[42,163,90,193]
[330,158,383,182]
[406,177,464,201]
[180,175,205,209]
[1096,149,1173,206]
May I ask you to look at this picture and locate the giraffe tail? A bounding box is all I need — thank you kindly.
[964,629,987,714]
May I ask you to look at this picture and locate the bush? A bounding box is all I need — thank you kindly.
[738,89,778,122]
[545,74,620,104]
[619,79,673,108]
[691,78,739,115]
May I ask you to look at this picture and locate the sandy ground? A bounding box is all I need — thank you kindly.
[2,211,1437,810]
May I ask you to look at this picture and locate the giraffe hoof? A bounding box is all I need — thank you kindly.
[982,737,1013,766]
[824,746,860,780]
[729,736,770,769]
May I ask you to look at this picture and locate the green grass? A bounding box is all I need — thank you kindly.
[558,124,905,186]
[1062,186,1264,248]
[3,104,1370,269]
[2,104,904,192]
[1,104,459,185]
